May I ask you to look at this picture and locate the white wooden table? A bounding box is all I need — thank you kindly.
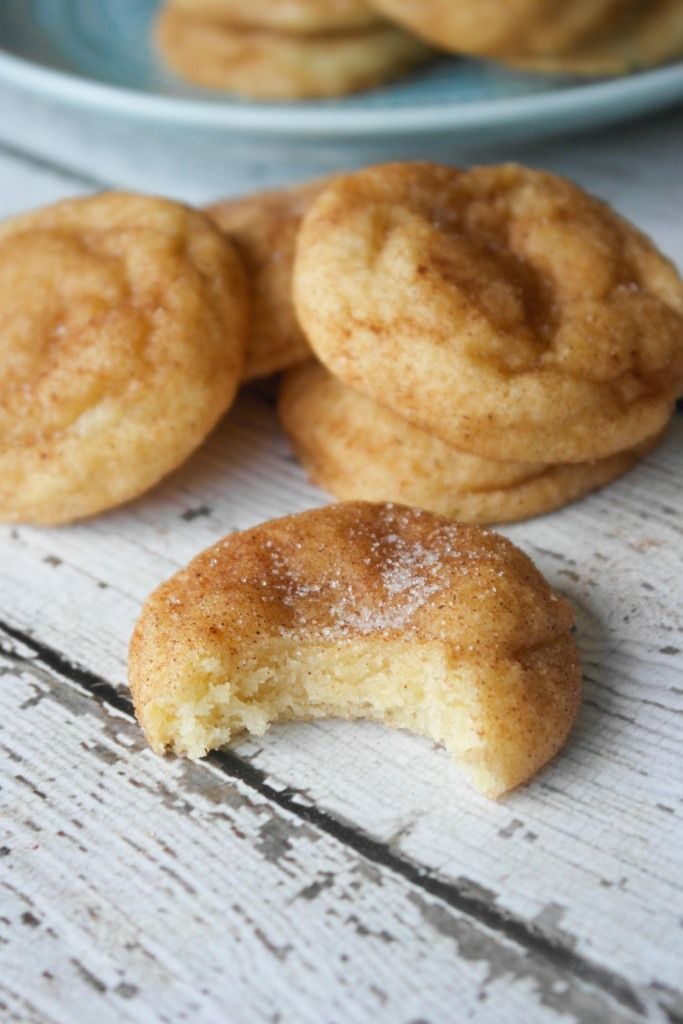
[1,94,682,1024]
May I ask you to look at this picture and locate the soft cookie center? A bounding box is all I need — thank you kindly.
[141,637,520,798]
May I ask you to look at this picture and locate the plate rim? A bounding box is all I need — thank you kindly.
[1,43,683,137]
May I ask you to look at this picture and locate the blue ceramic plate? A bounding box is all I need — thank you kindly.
[1,0,683,143]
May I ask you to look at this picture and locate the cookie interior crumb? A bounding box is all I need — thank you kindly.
[142,638,563,800]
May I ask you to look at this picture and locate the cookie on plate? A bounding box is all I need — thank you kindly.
[505,0,683,75]
[167,0,380,33]
[367,0,637,57]
[155,8,431,99]
[129,500,581,798]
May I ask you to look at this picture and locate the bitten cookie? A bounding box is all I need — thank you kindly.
[155,9,431,99]
[279,362,662,523]
[0,192,247,525]
[294,162,683,463]
[207,180,325,379]
[167,0,380,33]
[129,501,581,798]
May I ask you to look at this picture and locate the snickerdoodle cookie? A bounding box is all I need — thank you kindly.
[129,501,581,798]
[156,9,431,98]
[368,0,636,57]
[506,0,683,75]
[294,162,683,464]
[168,0,380,33]
[207,180,326,379]
[279,362,662,523]
[0,192,247,525]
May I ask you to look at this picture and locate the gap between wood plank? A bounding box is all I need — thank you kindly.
[2,616,679,1024]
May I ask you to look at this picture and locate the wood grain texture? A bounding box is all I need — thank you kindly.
[2,646,657,1024]
[0,111,682,1023]
[1,391,682,1023]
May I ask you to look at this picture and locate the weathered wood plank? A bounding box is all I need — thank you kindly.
[1,98,682,1023]
[1,646,655,1024]
[1,392,681,1019]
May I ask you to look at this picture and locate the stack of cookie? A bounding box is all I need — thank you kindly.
[367,0,683,77]
[2,161,681,529]
[154,0,432,100]
[264,162,683,525]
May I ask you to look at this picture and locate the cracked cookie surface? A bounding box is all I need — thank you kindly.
[294,162,683,463]
[0,192,247,524]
